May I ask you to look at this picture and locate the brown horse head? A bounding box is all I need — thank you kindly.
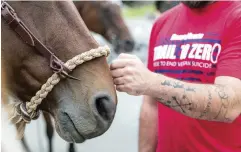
[74,1,135,53]
[1,1,117,143]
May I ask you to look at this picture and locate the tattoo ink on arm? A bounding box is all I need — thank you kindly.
[152,76,240,122]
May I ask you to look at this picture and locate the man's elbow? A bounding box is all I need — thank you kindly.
[189,107,241,123]
[208,109,241,123]
[223,109,241,123]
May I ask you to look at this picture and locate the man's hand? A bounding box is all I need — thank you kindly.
[110,53,154,96]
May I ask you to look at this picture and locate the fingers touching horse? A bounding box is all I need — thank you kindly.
[74,1,135,53]
[1,1,117,144]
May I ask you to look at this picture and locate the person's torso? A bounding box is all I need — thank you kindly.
[148,2,241,152]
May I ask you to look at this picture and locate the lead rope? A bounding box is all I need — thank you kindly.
[5,45,110,139]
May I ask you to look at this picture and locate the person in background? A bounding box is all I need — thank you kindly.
[110,1,241,152]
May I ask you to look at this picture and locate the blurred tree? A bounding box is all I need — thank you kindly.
[122,1,136,7]
[155,1,179,13]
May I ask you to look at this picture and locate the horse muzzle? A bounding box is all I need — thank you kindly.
[54,92,116,143]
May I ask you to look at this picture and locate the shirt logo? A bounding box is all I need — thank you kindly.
[153,33,221,69]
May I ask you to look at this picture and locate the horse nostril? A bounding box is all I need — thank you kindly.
[94,95,115,121]
[124,40,135,52]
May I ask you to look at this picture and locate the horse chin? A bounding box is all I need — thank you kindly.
[50,89,116,143]
[52,97,110,143]
[55,120,86,143]
[52,97,93,143]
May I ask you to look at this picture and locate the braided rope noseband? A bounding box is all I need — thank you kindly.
[7,45,110,138]
[1,0,112,139]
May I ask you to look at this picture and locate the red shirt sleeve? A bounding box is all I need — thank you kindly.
[216,10,241,79]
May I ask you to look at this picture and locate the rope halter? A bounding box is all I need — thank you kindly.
[7,45,110,139]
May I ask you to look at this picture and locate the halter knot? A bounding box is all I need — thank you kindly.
[14,103,40,124]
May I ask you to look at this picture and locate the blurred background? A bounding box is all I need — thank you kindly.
[1,1,179,152]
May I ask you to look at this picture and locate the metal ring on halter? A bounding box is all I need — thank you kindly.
[18,103,40,123]
[50,55,81,81]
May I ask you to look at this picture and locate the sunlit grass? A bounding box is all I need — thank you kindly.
[122,4,155,18]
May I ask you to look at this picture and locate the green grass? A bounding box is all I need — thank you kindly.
[122,4,155,18]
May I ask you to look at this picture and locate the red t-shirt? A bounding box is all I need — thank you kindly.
[147,2,241,152]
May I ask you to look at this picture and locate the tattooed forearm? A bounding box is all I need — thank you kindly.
[156,91,193,114]
[152,76,241,122]
[213,85,230,121]
[199,90,212,118]
[172,96,186,113]
[161,80,196,92]
[160,97,192,108]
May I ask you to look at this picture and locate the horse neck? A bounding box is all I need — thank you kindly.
[6,1,99,60]
[1,1,100,101]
